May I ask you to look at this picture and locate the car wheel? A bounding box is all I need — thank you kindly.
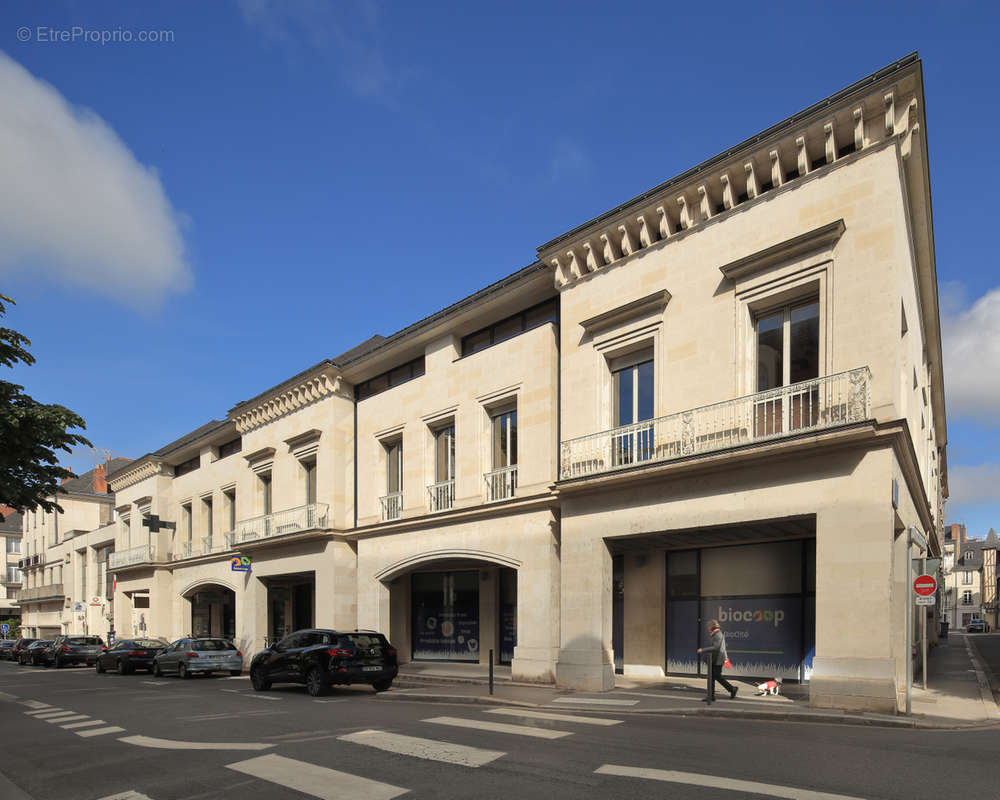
[305,666,327,697]
[153,662,163,677]
[178,662,190,680]
[372,679,393,693]
[95,658,105,674]
[250,667,271,691]
[117,659,130,676]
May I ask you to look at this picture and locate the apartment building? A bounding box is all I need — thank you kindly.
[105,53,945,713]
[1,508,23,623]
[18,462,127,640]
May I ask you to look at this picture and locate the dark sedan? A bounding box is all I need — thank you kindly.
[19,640,51,666]
[96,638,170,675]
[250,628,398,697]
[0,640,15,660]
[44,635,105,668]
[9,638,37,663]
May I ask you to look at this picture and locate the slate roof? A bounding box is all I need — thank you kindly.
[0,511,22,534]
[153,420,231,458]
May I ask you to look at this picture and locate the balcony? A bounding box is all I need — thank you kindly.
[484,465,518,503]
[428,480,455,513]
[379,492,403,522]
[172,537,228,561]
[227,503,329,547]
[20,583,64,602]
[109,544,163,570]
[560,367,871,480]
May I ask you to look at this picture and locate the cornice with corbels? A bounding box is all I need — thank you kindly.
[540,71,922,288]
[107,459,171,492]
[231,368,350,433]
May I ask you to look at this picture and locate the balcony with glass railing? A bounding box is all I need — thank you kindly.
[379,492,403,522]
[109,544,163,570]
[484,465,518,503]
[560,367,871,480]
[226,503,329,547]
[428,480,455,512]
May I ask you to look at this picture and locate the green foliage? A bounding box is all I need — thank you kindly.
[1,617,21,640]
[0,295,91,513]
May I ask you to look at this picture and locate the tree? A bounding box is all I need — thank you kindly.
[0,294,91,512]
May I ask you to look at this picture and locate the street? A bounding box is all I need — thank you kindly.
[2,659,1000,800]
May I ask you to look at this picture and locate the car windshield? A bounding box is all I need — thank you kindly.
[192,639,234,651]
[66,637,102,646]
[133,639,168,648]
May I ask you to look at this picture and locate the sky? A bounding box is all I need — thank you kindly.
[1,0,998,535]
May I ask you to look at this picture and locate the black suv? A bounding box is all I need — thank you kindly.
[20,640,51,665]
[9,638,37,663]
[45,635,105,668]
[250,629,398,696]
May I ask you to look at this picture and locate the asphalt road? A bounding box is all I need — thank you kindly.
[1,659,999,800]
[969,630,1000,696]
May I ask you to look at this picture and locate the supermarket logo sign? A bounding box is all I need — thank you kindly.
[717,606,785,627]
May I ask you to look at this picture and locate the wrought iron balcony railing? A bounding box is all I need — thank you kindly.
[227,503,329,547]
[428,479,455,512]
[560,367,871,480]
[379,492,403,522]
[484,465,518,503]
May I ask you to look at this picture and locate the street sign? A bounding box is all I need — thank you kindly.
[913,574,937,596]
[0,624,8,636]
[89,596,103,607]
[72,602,85,613]
[915,596,935,606]
[231,555,252,573]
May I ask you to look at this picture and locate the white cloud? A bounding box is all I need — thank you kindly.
[942,285,1000,423]
[0,52,191,308]
[946,463,1000,508]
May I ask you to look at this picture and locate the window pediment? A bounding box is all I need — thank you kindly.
[579,290,671,334]
[719,219,845,281]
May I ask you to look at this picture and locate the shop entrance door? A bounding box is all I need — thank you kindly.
[411,570,480,662]
[190,586,236,640]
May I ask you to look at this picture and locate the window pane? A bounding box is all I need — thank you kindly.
[789,301,820,383]
[492,414,506,468]
[615,367,634,426]
[757,311,784,390]
[436,427,455,481]
[636,360,654,421]
[463,330,491,356]
[509,411,517,466]
[525,298,557,329]
[492,316,523,344]
[386,442,401,493]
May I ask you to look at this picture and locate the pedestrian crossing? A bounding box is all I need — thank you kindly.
[20,699,125,739]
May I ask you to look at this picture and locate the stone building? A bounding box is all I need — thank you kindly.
[105,53,945,713]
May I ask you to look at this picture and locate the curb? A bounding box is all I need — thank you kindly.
[379,690,1000,730]
[963,637,1000,722]
[395,674,551,690]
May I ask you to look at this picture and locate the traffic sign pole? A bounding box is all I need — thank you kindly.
[921,556,927,691]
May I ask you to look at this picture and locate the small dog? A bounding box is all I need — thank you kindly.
[755,678,782,696]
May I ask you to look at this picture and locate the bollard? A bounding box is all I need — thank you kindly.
[489,648,494,695]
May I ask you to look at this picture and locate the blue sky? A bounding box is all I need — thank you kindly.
[1,1,998,535]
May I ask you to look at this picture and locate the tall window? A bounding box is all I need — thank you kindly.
[223,489,236,532]
[203,496,214,541]
[962,590,973,605]
[386,441,403,494]
[492,410,517,469]
[611,352,654,465]
[304,460,317,505]
[756,300,820,433]
[182,503,193,544]
[435,425,456,482]
[963,571,973,585]
[260,474,272,515]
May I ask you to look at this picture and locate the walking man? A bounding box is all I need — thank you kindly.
[697,619,738,703]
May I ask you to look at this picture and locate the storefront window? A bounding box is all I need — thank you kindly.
[412,571,479,662]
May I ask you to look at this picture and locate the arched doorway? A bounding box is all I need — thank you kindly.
[187,584,236,640]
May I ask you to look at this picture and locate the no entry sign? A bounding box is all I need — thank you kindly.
[913,574,937,597]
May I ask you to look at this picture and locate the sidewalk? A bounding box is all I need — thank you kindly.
[385,636,1000,729]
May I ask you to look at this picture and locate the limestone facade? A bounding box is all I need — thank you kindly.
[101,53,944,713]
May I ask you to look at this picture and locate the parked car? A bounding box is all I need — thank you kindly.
[96,637,170,675]
[967,619,989,633]
[44,635,105,668]
[10,638,37,663]
[152,638,243,679]
[0,640,15,660]
[19,640,52,666]
[249,628,398,697]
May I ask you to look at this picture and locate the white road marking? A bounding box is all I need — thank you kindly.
[95,792,154,800]
[45,714,89,723]
[24,708,60,716]
[313,699,348,704]
[20,700,50,708]
[180,709,284,722]
[30,709,69,718]
[339,729,504,767]
[423,716,571,740]
[61,719,109,729]
[263,730,331,741]
[77,726,126,738]
[227,754,407,800]
[119,735,274,751]
[485,708,623,726]
[222,689,281,701]
[225,675,248,680]
[594,765,867,799]
[552,697,638,706]
[141,681,166,686]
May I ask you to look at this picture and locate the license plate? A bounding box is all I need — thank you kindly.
[362,666,381,672]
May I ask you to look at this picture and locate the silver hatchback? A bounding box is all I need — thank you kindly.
[152,637,243,678]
